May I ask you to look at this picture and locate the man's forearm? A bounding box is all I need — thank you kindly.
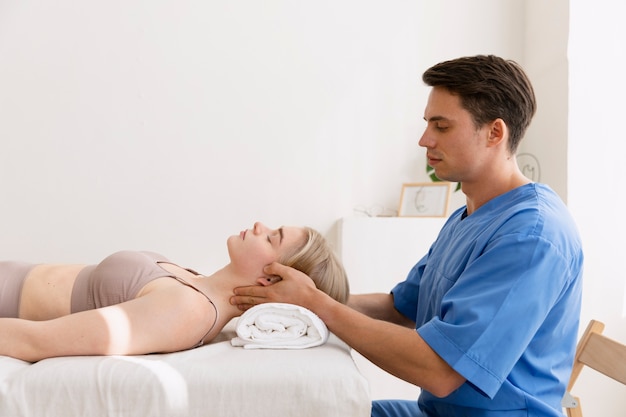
[348,293,415,327]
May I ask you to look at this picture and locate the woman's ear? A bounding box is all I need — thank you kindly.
[256,275,282,286]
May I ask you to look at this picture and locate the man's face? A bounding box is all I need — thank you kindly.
[419,87,491,185]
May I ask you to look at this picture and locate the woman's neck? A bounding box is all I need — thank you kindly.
[193,264,257,323]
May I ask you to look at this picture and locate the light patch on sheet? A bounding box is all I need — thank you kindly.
[115,356,189,411]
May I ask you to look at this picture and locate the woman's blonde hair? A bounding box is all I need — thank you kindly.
[279,227,349,304]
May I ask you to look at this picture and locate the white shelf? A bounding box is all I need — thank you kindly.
[338,216,446,294]
[337,216,446,400]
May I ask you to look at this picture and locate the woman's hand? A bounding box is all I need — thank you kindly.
[230,262,318,311]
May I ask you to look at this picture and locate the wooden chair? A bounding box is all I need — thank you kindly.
[562,320,626,417]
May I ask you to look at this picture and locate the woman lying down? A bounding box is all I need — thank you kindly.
[0,222,348,362]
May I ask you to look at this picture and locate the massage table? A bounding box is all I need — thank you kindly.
[0,319,371,417]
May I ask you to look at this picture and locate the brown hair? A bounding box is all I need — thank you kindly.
[422,55,536,154]
[279,227,349,304]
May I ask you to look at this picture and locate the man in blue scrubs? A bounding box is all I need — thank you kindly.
[231,55,583,417]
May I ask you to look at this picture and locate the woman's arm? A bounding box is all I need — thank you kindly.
[0,285,213,362]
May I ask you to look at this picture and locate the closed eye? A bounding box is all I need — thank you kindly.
[425,116,450,132]
[267,228,284,245]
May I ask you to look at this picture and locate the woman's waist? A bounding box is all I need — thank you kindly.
[19,264,87,320]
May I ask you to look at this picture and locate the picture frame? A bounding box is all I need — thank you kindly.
[398,182,453,217]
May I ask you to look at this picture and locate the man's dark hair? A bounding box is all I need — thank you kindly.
[422,55,536,154]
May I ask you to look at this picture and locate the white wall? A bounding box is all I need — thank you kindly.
[568,0,626,415]
[0,0,521,271]
[520,0,569,201]
[0,0,425,270]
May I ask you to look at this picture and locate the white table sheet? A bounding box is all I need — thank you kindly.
[0,323,370,417]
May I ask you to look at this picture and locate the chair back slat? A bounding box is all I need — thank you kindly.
[564,319,626,417]
[579,332,626,385]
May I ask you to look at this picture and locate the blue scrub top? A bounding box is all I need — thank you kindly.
[392,183,583,417]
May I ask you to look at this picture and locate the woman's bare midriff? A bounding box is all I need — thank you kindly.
[18,264,86,320]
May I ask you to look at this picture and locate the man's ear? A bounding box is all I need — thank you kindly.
[487,118,508,147]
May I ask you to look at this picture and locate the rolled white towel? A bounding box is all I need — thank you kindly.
[231,303,329,349]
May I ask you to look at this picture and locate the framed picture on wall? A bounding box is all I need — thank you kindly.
[398,182,453,217]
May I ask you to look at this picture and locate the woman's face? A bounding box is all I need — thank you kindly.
[227,222,306,276]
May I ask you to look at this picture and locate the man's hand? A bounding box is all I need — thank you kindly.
[229,262,318,311]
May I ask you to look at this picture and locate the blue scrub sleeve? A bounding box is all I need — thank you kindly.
[392,255,427,322]
[401,234,577,398]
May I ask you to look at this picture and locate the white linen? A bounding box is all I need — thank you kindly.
[231,302,329,349]
[0,320,370,417]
